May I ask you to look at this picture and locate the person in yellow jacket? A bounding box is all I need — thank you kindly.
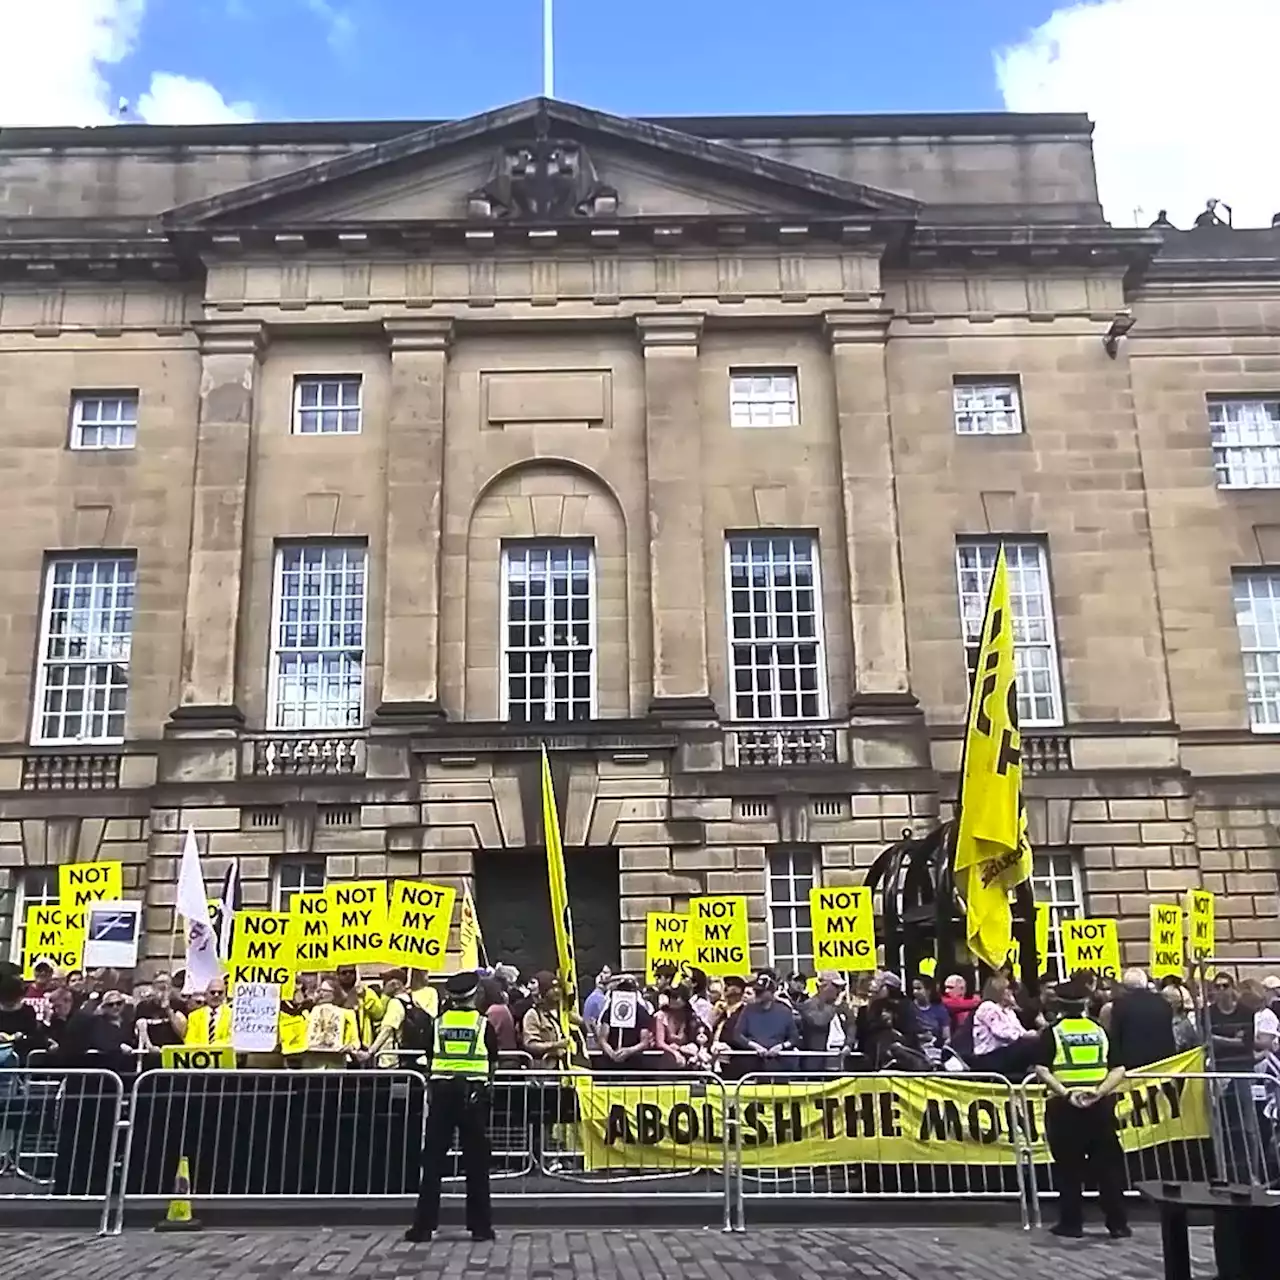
[184,978,232,1046]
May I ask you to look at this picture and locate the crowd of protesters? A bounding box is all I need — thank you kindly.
[3,953,1279,1088]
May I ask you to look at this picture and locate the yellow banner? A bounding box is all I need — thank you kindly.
[645,912,690,983]
[326,881,389,968]
[541,745,579,1025]
[21,904,83,978]
[58,860,123,909]
[290,891,329,972]
[808,886,876,971]
[575,1049,1209,1170]
[1062,917,1122,981]
[687,896,750,976]
[953,547,1032,970]
[384,880,454,971]
[228,910,297,996]
[1150,904,1185,978]
[161,1045,236,1071]
[1187,889,1215,961]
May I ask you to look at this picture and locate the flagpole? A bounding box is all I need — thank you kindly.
[542,0,555,98]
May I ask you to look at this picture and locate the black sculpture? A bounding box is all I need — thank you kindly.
[864,822,1039,991]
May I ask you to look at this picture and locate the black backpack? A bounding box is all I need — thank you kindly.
[398,997,434,1053]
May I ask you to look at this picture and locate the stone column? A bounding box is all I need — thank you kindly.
[168,319,266,730]
[637,314,716,719]
[373,318,454,726]
[824,310,914,711]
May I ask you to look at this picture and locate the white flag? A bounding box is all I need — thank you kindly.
[177,827,220,996]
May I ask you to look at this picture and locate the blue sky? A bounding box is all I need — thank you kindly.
[5,2,1280,228]
[128,0,1062,121]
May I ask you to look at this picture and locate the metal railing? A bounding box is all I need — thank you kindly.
[0,1067,125,1235]
[729,1070,1031,1231]
[0,1054,1269,1236]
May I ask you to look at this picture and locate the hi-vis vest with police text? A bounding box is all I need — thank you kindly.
[1052,1016,1108,1086]
[432,1009,488,1079]
[185,1003,232,1047]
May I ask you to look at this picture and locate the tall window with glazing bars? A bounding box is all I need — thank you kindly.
[33,555,136,744]
[268,543,367,729]
[725,534,827,721]
[501,543,595,723]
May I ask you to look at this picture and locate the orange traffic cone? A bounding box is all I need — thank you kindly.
[154,1154,201,1232]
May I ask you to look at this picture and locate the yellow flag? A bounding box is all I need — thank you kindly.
[955,545,1033,969]
[458,885,485,972]
[541,745,579,1030]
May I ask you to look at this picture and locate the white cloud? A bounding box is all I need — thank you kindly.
[303,0,356,52]
[996,0,1280,229]
[0,0,254,128]
[137,73,253,125]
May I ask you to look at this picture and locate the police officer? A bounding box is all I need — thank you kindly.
[1033,977,1130,1240]
[405,970,499,1244]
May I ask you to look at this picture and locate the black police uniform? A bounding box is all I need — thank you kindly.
[1034,982,1128,1239]
[407,971,499,1243]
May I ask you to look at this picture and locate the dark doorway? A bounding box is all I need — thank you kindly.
[473,848,620,988]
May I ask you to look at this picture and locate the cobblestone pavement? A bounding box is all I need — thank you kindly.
[0,1225,1215,1280]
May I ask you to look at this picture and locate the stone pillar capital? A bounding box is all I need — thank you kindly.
[193,319,269,357]
[382,317,455,354]
[636,313,705,351]
[823,308,892,348]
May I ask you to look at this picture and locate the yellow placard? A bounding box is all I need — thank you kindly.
[160,1045,236,1071]
[20,905,82,978]
[808,886,876,971]
[1150,904,1185,978]
[228,910,297,996]
[919,957,937,978]
[325,880,389,968]
[289,891,330,972]
[1061,916,1122,981]
[279,1012,309,1056]
[58,861,123,909]
[575,1048,1208,1171]
[384,880,454,971]
[1187,889,1215,962]
[686,896,750,976]
[646,912,690,983]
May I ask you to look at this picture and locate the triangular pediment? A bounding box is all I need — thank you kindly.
[164,98,920,228]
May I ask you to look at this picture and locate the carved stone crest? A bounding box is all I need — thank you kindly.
[468,137,618,221]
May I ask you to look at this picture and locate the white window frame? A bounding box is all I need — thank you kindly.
[1032,848,1086,982]
[765,848,817,977]
[729,368,800,428]
[70,391,138,451]
[292,375,363,436]
[32,554,136,746]
[7,869,60,965]
[952,378,1023,436]
[267,543,368,731]
[272,858,327,913]
[499,542,597,724]
[956,539,1064,728]
[1233,570,1280,731]
[1209,398,1280,489]
[725,534,829,723]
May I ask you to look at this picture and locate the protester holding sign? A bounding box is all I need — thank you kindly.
[304,979,361,1069]
[184,978,232,1047]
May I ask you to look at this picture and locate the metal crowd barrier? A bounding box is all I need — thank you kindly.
[0,1067,125,1235]
[729,1070,1030,1232]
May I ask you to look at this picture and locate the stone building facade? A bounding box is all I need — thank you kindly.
[0,97,1277,980]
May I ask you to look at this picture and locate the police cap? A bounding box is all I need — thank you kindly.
[445,971,480,1000]
[1055,978,1091,1006]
